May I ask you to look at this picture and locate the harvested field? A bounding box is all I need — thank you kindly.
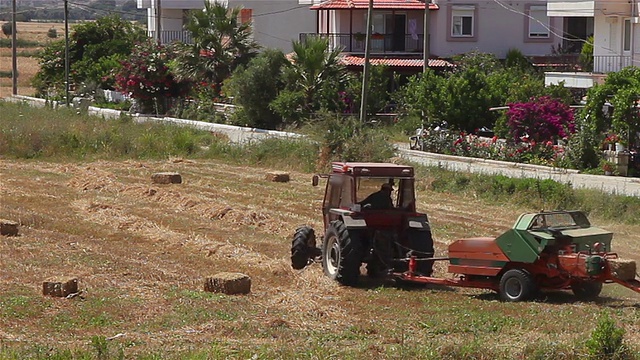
[1,158,639,358]
[0,21,60,98]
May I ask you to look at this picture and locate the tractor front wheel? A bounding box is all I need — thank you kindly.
[322,220,363,286]
[571,281,603,300]
[291,225,317,270]
[499,269,537,302]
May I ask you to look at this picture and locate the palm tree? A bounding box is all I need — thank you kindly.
[288,36,347,113]
[173,1,259,95]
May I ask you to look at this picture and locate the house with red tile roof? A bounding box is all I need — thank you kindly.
[303,0,592,72]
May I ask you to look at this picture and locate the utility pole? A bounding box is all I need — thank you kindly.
[11,0,17,95]
[156,0,162,42]
[64,0,70,105]
[423,0,430,72]
[359,0,374,123]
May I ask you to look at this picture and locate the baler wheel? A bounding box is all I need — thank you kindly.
[291,225,317,270]
[499,269,537,302]
[322,220,363,286]
[571,281,603,300]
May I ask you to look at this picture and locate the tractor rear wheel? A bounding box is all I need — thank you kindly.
[322,220,363,286]
[499,269,537,302]
[291,225,317,270]
[571,281,603,300]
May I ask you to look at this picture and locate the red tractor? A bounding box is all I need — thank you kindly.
[291,162,434,285]
[292,162,640,302]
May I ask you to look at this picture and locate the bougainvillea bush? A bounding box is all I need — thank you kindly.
[114,41,189,114]
[506,96,576,144]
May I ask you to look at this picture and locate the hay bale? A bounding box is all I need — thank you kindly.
[609,258,637,281]
[266,172,290,183]
[43,278,78,297]
[0,219,19,236]
[151,172,182,184]
[204,272,251,295]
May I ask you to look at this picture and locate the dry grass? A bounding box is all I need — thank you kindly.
[1,158,639,358]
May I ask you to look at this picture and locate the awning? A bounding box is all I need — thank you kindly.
[340,56,453,68]
[311,0,439,10]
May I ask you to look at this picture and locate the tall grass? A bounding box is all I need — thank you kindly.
[0,38,41,48]
[0,102,320,171]
[1,101,638,224]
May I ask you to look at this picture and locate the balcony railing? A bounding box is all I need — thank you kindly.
[149,30,193,45]
[300,33,424,53]
[593,55,633,74]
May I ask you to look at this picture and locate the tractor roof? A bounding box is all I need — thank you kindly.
[331,162,414,177]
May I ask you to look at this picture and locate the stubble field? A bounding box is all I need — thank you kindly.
[1,157,639,358]
[0,22,65,98]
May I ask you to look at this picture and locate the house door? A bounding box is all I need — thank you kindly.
[387,14,406,51]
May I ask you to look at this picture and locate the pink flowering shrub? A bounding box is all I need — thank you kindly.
[114,41,189,114]
[506,96,576,145]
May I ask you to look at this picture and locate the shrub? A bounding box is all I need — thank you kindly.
[507,96,576,144]
[32,15,146,96]
[584,314,629,360]
[223,49,288,129]
[580,36,594,72]
[314,114,394,170]
[1,22,13,37]
[47,27,57,39]
[114,41,189,115]
[504,48,532,71]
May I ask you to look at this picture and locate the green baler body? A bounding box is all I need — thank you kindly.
[494,211,614,263]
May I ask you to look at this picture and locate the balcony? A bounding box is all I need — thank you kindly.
[544,54,633,89]
[593,55,633,74]
[149,31,193,45]
[299,33,424,54]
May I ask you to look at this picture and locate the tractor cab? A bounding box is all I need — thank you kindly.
[314,162,418,231]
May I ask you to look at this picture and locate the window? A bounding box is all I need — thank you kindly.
[451,6,474,37]
[624,18,631,52]
[529,5,549,38]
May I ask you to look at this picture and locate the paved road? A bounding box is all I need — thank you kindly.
[397,145,640,197]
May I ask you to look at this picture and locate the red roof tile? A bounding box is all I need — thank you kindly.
[311,0,439,10]
[340,56,453,68]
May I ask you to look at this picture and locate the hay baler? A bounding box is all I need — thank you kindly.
[396,210,640,301]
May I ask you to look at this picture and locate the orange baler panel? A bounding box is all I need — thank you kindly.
[448,237,510,262]
[448,264,503,277]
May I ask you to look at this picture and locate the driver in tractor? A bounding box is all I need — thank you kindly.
[359,182,394,210]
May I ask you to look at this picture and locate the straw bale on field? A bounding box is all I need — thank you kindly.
[0,219,19,236]
[204,272,251,294]
[609,258,637,281]
[151,172,182,184]
[266,172,290,183]
[43,278,78,297]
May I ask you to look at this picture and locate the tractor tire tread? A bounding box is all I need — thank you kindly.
[291,225,316,270]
